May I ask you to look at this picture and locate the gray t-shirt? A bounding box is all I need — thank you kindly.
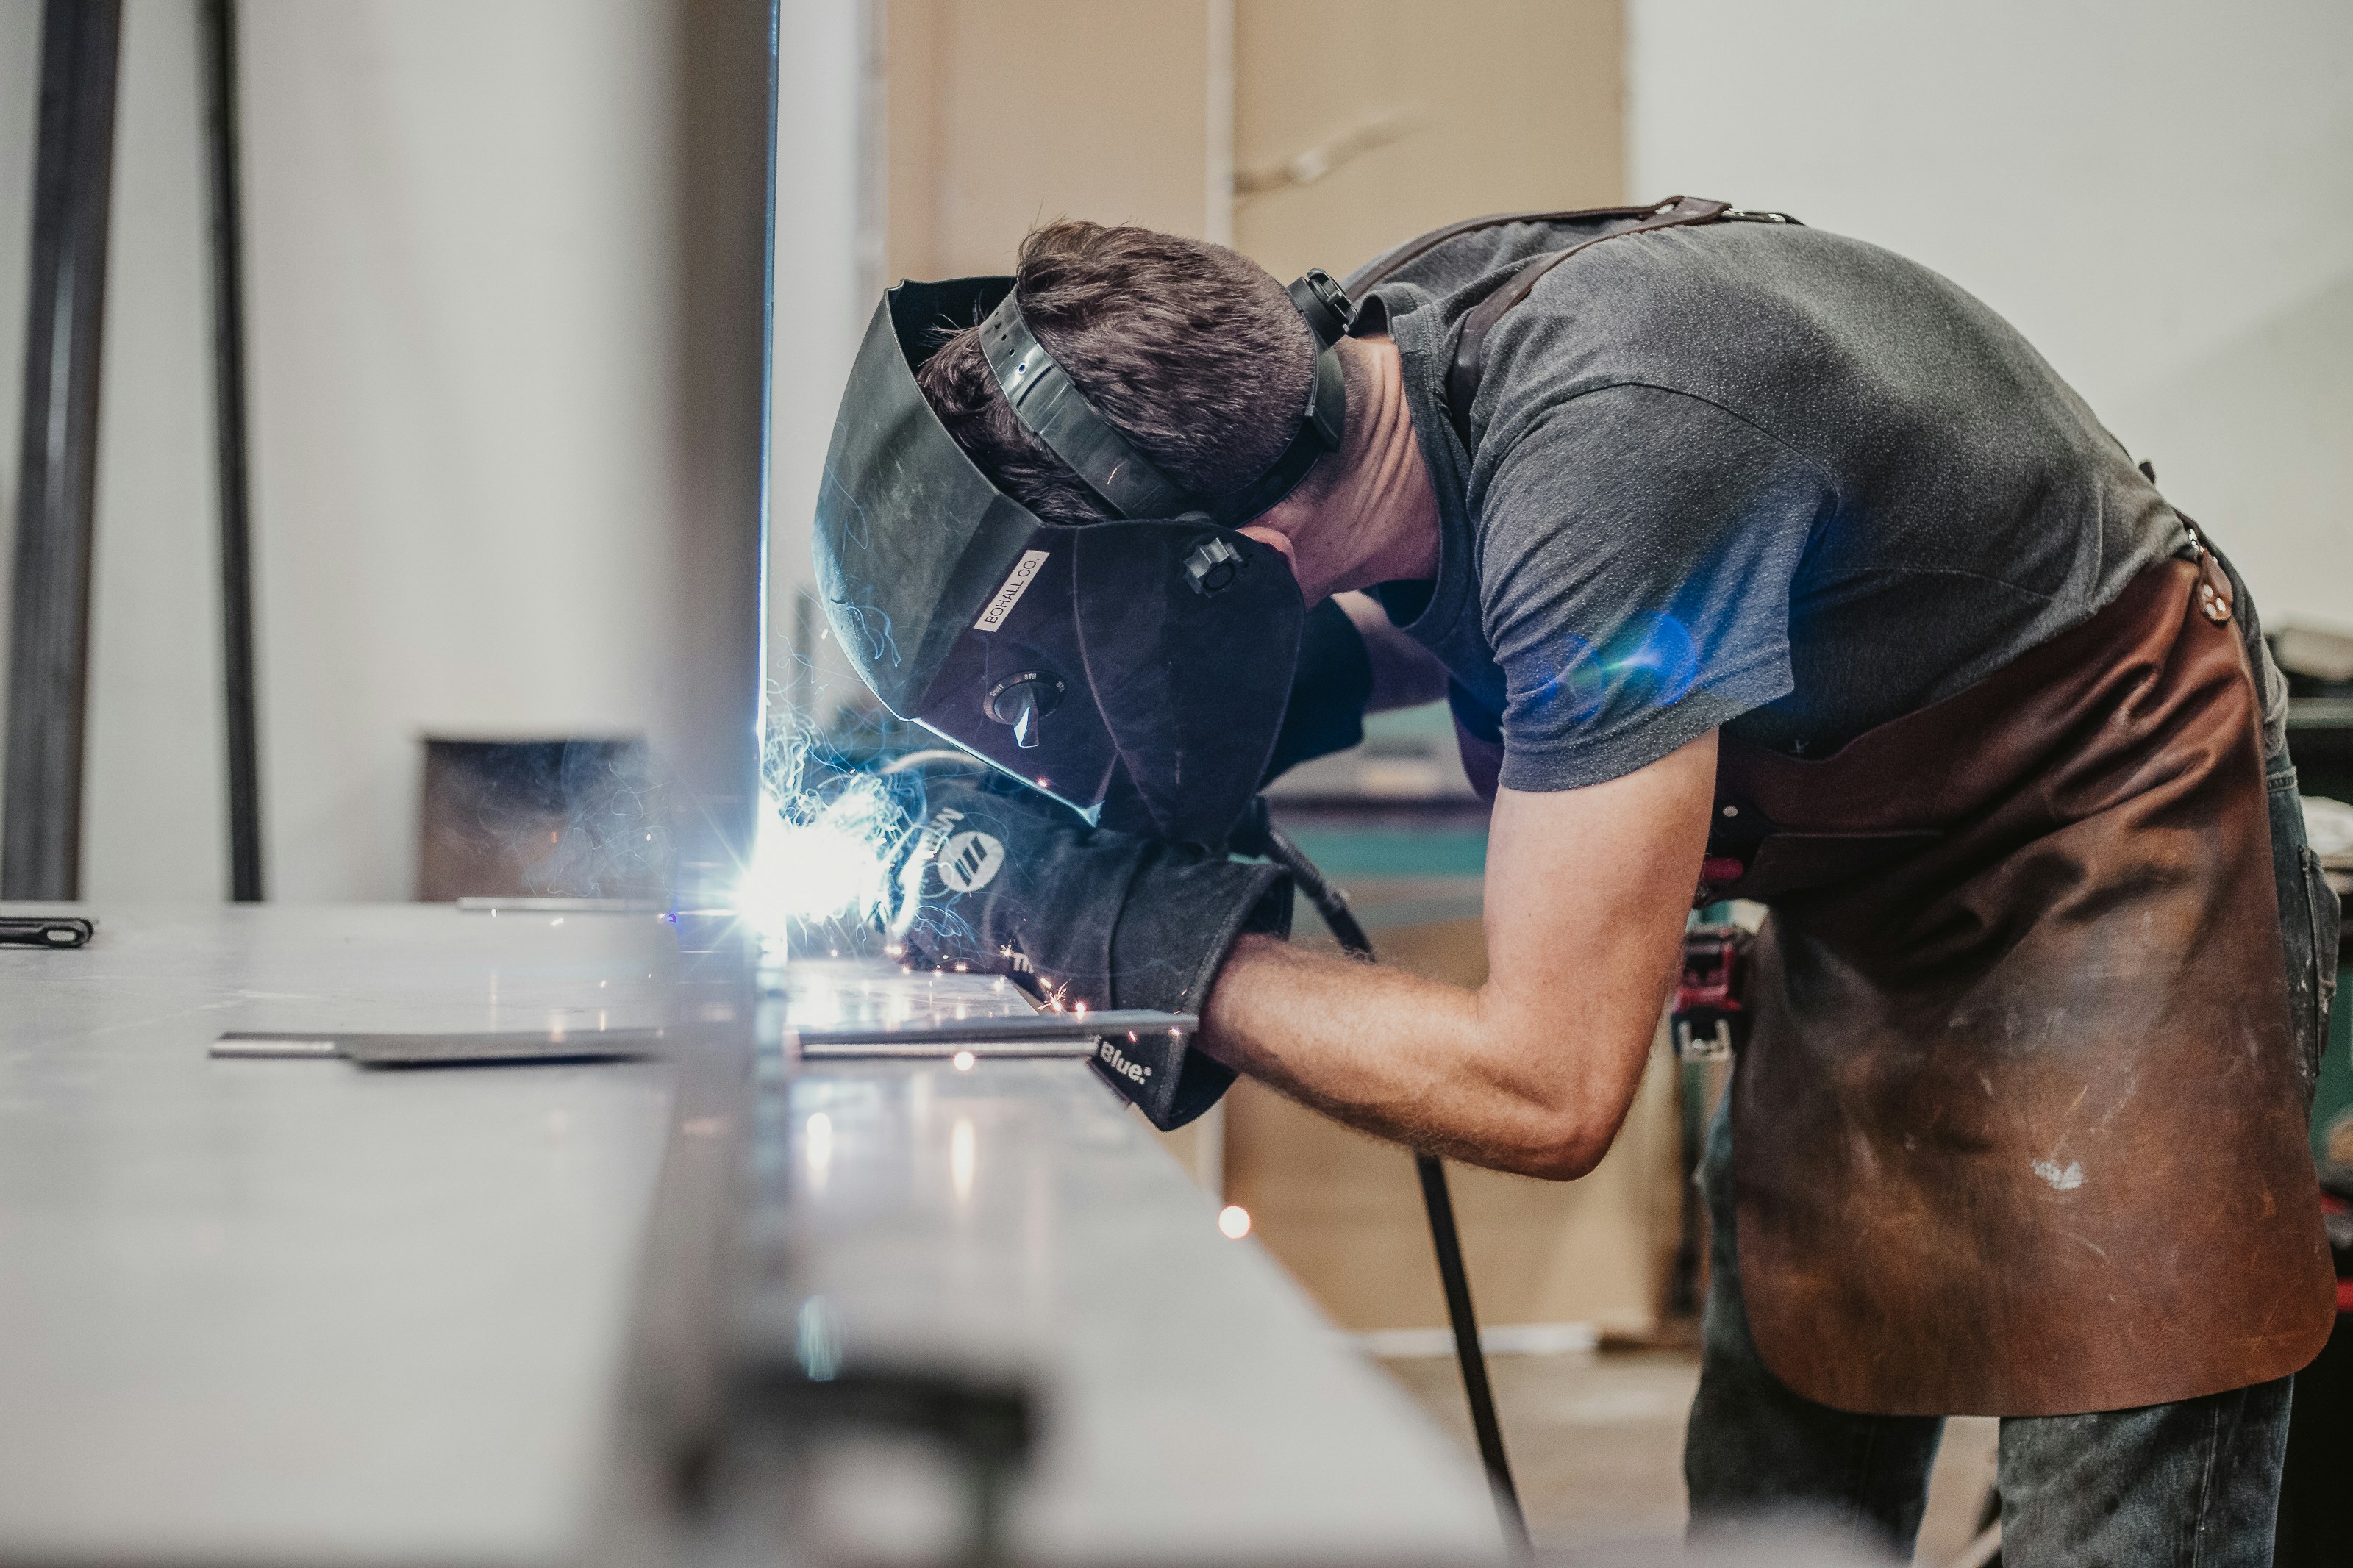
[1349,213,2188,792]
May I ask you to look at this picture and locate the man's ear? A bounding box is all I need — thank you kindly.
[1236,522,1296,568]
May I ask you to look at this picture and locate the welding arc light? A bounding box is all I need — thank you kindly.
[985,670,1066,751]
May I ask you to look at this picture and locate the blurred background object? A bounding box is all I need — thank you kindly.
[415,734,665,903]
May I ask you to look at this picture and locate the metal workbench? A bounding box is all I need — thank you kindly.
[0,905,1506,1567]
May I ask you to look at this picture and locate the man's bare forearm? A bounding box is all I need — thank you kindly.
[1197,934,1668,1178]
[1196,735,1718,1178]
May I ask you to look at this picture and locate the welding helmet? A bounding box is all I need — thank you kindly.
[813,266,1354,847]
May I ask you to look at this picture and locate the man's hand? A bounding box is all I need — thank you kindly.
[1198,731,1717,1178]
[895,772,1293,1129]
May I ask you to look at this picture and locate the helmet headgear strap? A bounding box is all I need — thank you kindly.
[978,269,1354,527]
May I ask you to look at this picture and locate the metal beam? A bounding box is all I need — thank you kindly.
[199,0,264,901]
[4,0,122,901]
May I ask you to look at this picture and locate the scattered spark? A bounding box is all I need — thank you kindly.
[1218,1205,1252,1239]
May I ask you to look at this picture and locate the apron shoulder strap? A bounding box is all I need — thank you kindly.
[1346,199,1697,293]
[1443,196,1738,445]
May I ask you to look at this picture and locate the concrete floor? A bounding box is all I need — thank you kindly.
[1379,1349,2002,1565]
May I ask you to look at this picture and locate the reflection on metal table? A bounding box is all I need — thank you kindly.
[0,903,682,1567]
[755,962,1508,1566]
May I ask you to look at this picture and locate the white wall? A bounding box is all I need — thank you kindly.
[236,2,690,901]
[83,0,227,901]
[1630,0,2353,629]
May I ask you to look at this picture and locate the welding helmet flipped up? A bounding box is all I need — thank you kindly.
[813,267,1354,847]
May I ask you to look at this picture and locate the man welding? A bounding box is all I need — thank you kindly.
[813,201,2339,1564]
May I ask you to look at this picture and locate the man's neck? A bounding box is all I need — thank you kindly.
[1246,335,1440,604]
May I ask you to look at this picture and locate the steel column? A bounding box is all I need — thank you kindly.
[198,0,264,901]
[4,0,122,901]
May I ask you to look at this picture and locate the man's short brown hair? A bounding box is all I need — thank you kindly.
[913,221,1315,525]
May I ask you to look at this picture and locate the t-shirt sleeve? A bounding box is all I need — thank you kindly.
[1473,383,1831,792]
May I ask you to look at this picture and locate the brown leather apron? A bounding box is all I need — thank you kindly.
[1704,552,2334,1414]
[1360,201,2334,1414]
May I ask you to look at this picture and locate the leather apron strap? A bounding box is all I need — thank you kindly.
[1348,197,1726,292]
[1442,196,1731,446]
[1353,194,1771,790]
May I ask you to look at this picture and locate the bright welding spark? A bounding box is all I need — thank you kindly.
[734,776,907,940]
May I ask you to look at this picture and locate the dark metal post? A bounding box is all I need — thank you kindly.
[198,0,264,901]
[4,0,123,901]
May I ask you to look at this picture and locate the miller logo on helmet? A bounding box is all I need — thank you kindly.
[936,831,1006,893]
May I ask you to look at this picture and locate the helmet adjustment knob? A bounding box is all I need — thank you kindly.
[983,670,1065,750]
[1182,537,1246,597]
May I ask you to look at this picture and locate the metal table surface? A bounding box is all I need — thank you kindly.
[0,907,1506,1567]
[763,968,1507,1567]
[0,904,682,1567]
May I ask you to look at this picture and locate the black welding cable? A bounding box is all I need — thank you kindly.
[1257,817,1530,1556]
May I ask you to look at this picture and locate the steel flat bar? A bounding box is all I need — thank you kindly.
[212,1028,668,1064]
[791,1007,1193,1053]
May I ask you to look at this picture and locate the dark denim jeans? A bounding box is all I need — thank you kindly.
[1683,764,2336,1567]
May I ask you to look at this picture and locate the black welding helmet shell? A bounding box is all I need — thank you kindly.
[814,275,1336,847]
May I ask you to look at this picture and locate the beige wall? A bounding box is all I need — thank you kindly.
[882,0,1625,280]
[1233,0,1623,279]
[885,0,1221,279]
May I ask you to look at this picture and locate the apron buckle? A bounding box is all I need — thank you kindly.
[1672,924,1752,1060]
